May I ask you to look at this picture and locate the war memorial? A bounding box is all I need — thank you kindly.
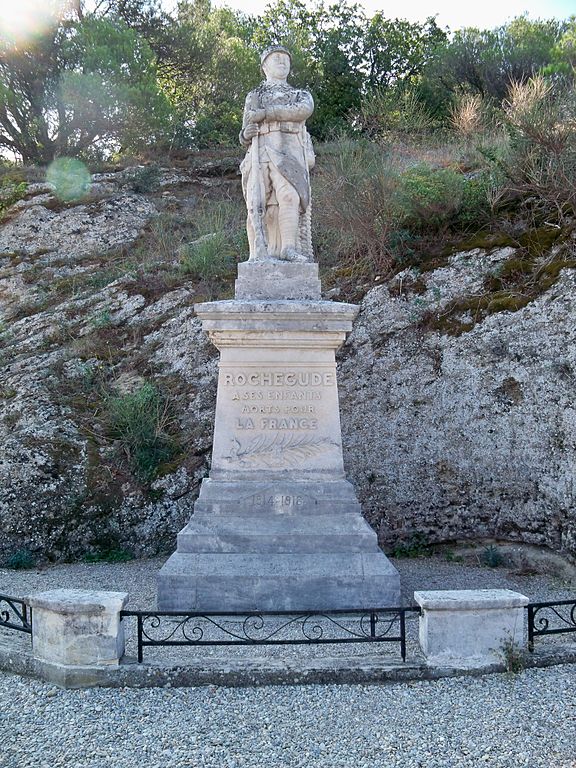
[157,45,400,610]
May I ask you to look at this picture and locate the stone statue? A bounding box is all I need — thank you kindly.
[239,46,315,263]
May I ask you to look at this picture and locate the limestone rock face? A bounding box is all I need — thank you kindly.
[0,169,218,564]
[1,166,575,566]
[338,248,576,558]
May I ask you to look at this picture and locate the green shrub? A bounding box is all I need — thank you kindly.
[398,164,465,231]
[0,178,27,219]
[106,382,177,482]
[84,548,133,563]
[497,76,576,221]
[180,232,236,278]
[500,637,524,673]
[358,87,437,139]
[5,549,36,570]
[391,532,431,558]
[481,544,504,568]
[457,174,493,229]
[126,164,161,194]
[313,140,402,277]
[180,200,243,279]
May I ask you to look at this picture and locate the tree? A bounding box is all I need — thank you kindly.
[421,16,565,110]
[364,15,447,91]
[0,4,173,163]
[159,0,259,147]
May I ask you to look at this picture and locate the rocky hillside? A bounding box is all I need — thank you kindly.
[1,161,575,566]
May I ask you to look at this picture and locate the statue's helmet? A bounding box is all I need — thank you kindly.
[260,45,291,70]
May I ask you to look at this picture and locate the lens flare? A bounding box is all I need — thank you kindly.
[47,158,91,202]
[0,0,71,47]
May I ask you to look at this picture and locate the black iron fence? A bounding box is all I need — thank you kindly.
[0,594,32,636]
[121,607,421,663]
[2,591,576,662]
[527,599,576,651]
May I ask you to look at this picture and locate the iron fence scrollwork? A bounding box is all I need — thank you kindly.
[121,607,419,664]
[527,599,576,651]
[0,594,32,636]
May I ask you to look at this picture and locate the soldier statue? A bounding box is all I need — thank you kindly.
[239,46,315,263]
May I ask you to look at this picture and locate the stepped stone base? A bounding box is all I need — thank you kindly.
[158,552,400,612]
[157,479,400,611]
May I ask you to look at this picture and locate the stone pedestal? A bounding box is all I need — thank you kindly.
[157,262,400,611]
[27,589,128,667]
[414,589,529,664]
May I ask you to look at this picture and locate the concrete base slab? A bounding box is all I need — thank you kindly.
[157,551,400,611]
[176,513,380,553]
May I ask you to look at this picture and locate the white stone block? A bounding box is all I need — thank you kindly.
[414,589,529,665]
[27,589,128,667]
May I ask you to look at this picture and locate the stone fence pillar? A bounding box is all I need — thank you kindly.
[414,589,529,665]
[26,589,128,686]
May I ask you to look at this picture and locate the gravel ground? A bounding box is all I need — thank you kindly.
[1,555,576,767]
[1,665,575,768]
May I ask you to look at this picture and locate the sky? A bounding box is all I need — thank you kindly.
[179,0,575,29]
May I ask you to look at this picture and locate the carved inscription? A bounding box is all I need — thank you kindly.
[223,372,334,387]
[222,368,333,432]
[252,494,305,508]
[218,367,340,468]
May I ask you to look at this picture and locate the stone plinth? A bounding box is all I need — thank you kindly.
[27,589,128,667]
[158,297,400,611]
[235,261,321,300]
[414,589,529,664]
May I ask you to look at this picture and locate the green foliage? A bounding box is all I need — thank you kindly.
[392,533,431,558]
[162,0,259,147]
[481,545,504,568]
[105,382,177,482]
[0,10,176,163]
[364,15,446,90]
[84,548,134,563]
[313,140,402,276]
[399,165,466,231]
[125,164,162,193]
[500,637,524,673]
[420,16,566,113]
[357,87,436,139]
[0,178,27,219]
[457,174,493,229]
[5,549,36,570]
[500,77,576,220]
[180,200,243,278]
[90,309,113,329]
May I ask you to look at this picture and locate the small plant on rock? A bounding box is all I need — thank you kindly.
[480,544,504,568]
[105,381,178,483]
[392,532,431,558]
[5,549,36,570]
[84,548,134,564]
[500,636,524,673]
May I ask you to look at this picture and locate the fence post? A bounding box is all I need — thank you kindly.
[414,589,529,666]
[26,589,129,687]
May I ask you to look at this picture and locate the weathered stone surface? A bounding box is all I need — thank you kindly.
[0,194,156,263]
[27,589,128,667]
[414,589,529,664]
[338,249,576,559]
[235,260,321,300]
